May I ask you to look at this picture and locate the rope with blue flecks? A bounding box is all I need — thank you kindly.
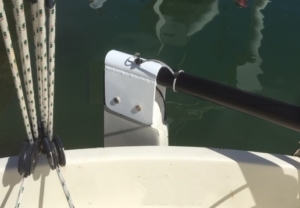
[0,0,75,207]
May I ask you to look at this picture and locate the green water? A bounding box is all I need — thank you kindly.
[1,0,300,157]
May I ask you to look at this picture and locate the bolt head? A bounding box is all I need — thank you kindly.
[135,105,142,111]
[113,97,120,103]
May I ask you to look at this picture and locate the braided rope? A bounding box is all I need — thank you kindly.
[12,0,39,139]
[11,1,25,97]
[47,5,75,207]
[48,5,56,139]
[1,1,75,207]
[56,167,75,208]
[14,177,26,208]
[0,0,33,143]
[0,2,32,206]
[37,0,48,134]
[11,1,26,108]
[31,3,43,124]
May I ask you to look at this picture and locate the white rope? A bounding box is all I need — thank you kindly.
[1,2,32,206]
[56,167,75,208]
[37,0,49,134]
[31,3,43,125]
[0,0,34,143]
[46,6,75,207]
[38,3,76,208]
[48,5,56,139]
[12,0,39,139]
[14,177,26,208]
[1,1,75,207]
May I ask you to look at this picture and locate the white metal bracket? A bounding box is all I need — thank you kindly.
[105,50,165,125]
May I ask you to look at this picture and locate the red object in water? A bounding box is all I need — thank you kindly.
[235,0,248,8]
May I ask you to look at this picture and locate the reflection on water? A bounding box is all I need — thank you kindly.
[236,0,270,92]
[150,0,265,143]
[235,0,248,8]
[89,0,107,9]
[89,0,107,16]
[154,0,219,53]
[151,0,269,92]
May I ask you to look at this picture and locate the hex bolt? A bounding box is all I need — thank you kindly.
[113,97,120,104]
[135,105,142,112]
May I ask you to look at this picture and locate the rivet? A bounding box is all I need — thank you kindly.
[113,97,120,103]
[135,105,142,112]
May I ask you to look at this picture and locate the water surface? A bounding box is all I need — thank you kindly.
[0,0,300,157]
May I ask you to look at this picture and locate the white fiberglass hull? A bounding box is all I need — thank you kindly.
[1,146,300,207]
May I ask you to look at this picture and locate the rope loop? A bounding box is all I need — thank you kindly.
[172,70,184,92]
